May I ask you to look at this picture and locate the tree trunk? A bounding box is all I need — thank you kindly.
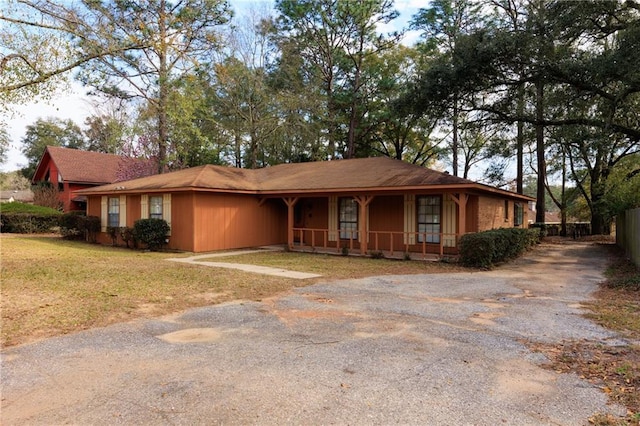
[589,176,607,235]
[157,0,168,174]
[516,84,525,194]
[560,148,567,237]
[346,69,360,159]
[452,94,459,177]
[535,80,546,224]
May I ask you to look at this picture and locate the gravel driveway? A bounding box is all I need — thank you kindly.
[1,242,627,425]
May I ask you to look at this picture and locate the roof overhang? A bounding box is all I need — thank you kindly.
[77,183,535,202]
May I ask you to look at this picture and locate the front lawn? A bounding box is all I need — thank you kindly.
[0,235,463,347]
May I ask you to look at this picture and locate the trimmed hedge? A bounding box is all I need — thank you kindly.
[0,202,62,234]
[459,228,541,268]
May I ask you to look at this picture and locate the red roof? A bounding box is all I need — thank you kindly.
[33,146,126,184]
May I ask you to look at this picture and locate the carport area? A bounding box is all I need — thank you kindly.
[1,243,628,424]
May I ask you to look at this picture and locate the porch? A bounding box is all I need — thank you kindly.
[290,228,461,260]
[278,192,471,260]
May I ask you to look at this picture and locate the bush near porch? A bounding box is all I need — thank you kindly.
[459,228,541,268]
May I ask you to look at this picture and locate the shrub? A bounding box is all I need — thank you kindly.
[459,228,541,268]
[81,216,101,243]
[32,183,63,210]
[529,223,548,238]
[370,250,385,259]
[106,226,119,246]
[0,202,61,233]
[0,213,60,233]
[119,226,136,248]
[59,211,85,240]
[133,218,170,251]
[459,232,496,268]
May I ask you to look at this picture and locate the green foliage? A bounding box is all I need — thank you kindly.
[0,202,61,233]
[106,226,119,246]
[133,218,170,251]
[369,251,385,259]
[0,201,60,215]
[74,0,231,170]
[20,117,86,179]
[59,212,100,242]
[0,171,31,191]
[119,226,136,248]
[59,211,85,240]
[459,228,541,268]
[82,216,101,243]
[0,127,9,165]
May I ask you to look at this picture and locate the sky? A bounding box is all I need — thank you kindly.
[2,0,423,173]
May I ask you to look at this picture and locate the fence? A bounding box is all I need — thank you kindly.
[616,208,640,268]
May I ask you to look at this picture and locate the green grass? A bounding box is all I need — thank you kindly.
[1,236,465,347]
[0,201,61,215]
[201,250,467,278]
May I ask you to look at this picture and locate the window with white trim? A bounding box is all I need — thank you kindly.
[417,196,441,243]
[150,196,163,219]
[108,197,120,227]
[339,198,358,240]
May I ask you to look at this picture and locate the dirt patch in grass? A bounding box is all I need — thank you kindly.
[0,236,469,348]
[528,243,640,425]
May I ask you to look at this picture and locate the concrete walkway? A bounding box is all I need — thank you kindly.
[166,249,322,279]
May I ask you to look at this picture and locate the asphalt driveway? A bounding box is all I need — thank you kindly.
[1,242,628,425]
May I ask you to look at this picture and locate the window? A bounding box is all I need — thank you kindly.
[150,196,163,219]
[514,203,524,227]
[504,200,509,221]
[108,197,120,227]
[339,198,358,240]
[417,196,440,243]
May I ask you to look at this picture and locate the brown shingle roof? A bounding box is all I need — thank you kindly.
[37,146,125,184]
[77,157,534,201]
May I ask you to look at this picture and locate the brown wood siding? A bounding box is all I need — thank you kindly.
[297,197,328,245]
[127,195,141,227]
[169,192,195,252]
[369,195,404,251]
[193,193,286,252]
[466,195,479,233]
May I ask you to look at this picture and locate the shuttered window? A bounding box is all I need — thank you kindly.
[150,196,163,219]
[108,197,120,228]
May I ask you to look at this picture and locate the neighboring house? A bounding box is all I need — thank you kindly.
[0,190,34,204]
[77,157,534,256]
[32,146,127,212]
